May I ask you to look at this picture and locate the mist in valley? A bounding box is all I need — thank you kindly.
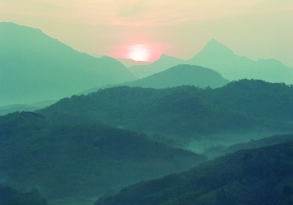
[1,1,293,205]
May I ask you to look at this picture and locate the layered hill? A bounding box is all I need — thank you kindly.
[190,39,293,83]
[96,142,293,205]
[126,64,228,89]
[0,22,135,106]
[43,80,293,145]
[126,39,293,84]
[0,112,204,200]
[0,100,54,116]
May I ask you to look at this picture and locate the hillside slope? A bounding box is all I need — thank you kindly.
[43,80,293,145]
[126,64,228,89]
[0,22,135,106]
[96,142,293,205]
[0,112,204,200]
[190,39,293,83]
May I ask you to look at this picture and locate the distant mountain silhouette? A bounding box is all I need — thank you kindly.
[0,184,47,205]
[0,112,204,200]
[126,39,293,84]
[43,80,293,146]
[190,39,293,83]
[0,100,55,116]
[127,55,184,78]
[0,22,135,106]
[126,64,228,89]
[96,142,293,205]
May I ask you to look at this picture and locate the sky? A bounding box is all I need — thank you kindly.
[0,0,292,64]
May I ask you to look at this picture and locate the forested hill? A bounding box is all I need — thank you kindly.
[96,142,293,205]
[0,112,204,200]
[43,80,293,145]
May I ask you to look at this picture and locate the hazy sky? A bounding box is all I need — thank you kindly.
[0,0,292,64]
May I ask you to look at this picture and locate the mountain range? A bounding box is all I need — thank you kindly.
[1,22,293,205]
[0,22,135,106]
[190,39,293,83]
[0,111,204,201]
[2,22,292,108]
[43,80,293,147]
[127,39,293,84]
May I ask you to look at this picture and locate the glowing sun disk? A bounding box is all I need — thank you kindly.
[128,44,151,62]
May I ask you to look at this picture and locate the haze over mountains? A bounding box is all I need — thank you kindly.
[190,39,293,83]
[1,22,293,108]
[3,79,293,204]
[0,22,135,106]
[127,39,293,84]
[1,21,293,205]
[221,134,293,157]
[43,80,293,148]
[0,111,204,201]
[96,142,293,205]
[0,100,55,116]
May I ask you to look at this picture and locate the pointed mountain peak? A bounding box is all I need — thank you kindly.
[200,39,234,55]
[206,38,225,46]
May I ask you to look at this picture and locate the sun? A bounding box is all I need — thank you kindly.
[128,44,151,62]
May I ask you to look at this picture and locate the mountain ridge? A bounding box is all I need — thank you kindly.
[96,142,293,205]
[42,79,293,147]
[0,111,204,200]
[0,22,135,106]
[125,38,293,84]
[190,39,293,83]
[126,64,228,89]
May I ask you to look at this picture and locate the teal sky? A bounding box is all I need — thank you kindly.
[0,0,292,65]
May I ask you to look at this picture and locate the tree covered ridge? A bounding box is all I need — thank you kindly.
[96,142,293,205]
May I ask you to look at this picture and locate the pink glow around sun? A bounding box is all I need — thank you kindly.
[111,42,167,62]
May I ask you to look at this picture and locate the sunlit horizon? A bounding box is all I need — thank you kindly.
[1,0,292,66]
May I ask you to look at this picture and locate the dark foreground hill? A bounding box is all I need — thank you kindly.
[43,80,293,146]
[96,142,293,205]
[0,185,47,205]
[0,112,204,200]
[126,64,228,89]
[0,22,135,106]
